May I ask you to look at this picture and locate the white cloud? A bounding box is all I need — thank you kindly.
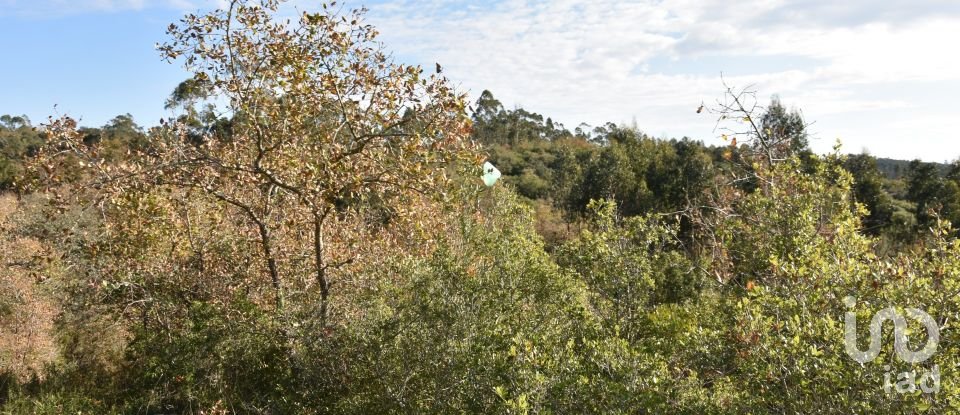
[363,0,960,160]
[3,0,955,159]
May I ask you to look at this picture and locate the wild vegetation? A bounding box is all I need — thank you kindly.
[2,1,960,413]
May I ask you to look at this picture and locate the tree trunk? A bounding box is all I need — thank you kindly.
[313,215,329,327]
[255,220,283,311]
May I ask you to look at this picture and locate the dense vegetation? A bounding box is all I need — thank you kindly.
[3,1,960,413]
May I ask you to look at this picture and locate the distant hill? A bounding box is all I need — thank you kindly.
[874,157,949,180]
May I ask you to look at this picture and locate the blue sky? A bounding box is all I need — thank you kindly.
[2,0,959,161]
[0,2,193,128]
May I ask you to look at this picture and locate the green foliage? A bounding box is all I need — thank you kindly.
[2,391,118,415]
[760,95,809,156]
[907,159,960,229]
[121,299,296,413]
[845,153,896,235]
[5,2,960,414]
[472,90,571,146]
[707,156,960,412]
[7,89,960,415]
[879,198,919,250]
[317,187,597,413]
[78,114,149,161]
[0,115,43,190]
[476,97,717,222]
[715,157,879,411]
[558,199,702,339]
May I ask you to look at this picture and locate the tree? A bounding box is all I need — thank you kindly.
[471,90,571,146]
[472,90,504,125]
[716,156,944,412]
[14,1,478,411]
[164,77,213,111]
[575,142,638,214]
[710,84,808,166]
[844,153,894,235]
[27,0,478,382]
[759,95,808,156]
[907,159,947,228]
[557,199,702,340]
[0,115,43,190]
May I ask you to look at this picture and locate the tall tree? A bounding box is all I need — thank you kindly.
[907,159,945,227]
[844,153,894,234]
[32,0,477,324]
[760,95,808,156]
